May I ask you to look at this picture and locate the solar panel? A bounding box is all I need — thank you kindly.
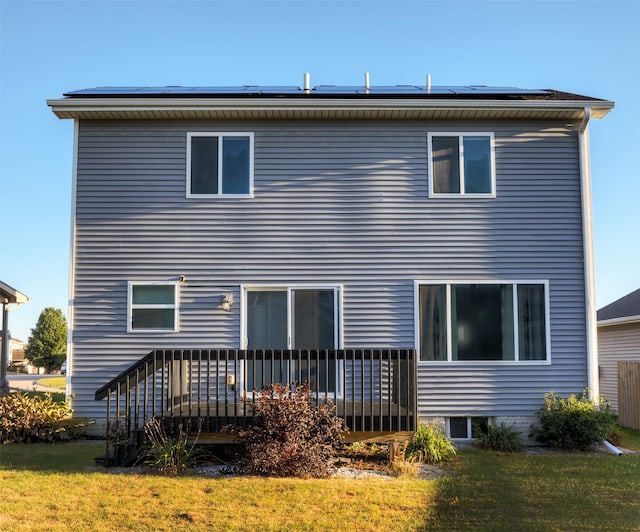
[64,85,551,98]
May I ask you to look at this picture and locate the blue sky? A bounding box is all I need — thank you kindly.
[1,0,638,341]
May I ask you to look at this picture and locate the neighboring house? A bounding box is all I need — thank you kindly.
[597,288,640,411]
[47,82,614,445]
[0,337,27,367]
[1,281,29,394]
[9,337,27,367]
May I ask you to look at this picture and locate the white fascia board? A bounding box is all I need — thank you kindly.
[597,315,640,327]
[47,97,615,120]
[0,281,29,304]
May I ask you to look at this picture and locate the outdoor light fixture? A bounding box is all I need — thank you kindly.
[221,293,233,312]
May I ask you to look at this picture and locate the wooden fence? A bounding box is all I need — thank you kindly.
[618,361,640,430]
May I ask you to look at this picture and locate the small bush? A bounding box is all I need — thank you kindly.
[404,424,456,464]
[474,422,523,452]
[0,392,84,443]
[139,418,202,476]
[531,391,618,451]
[390,458,421,478]
[228,383,346,478]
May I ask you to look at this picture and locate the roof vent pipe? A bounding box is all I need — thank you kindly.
[364,72,370,93]
[426,74,432,94]
[303,72,310,93]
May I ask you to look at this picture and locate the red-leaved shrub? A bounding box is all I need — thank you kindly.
[229,383,346,478]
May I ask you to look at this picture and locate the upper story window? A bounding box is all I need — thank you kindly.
[428,133,495,197]
[128,282,178,332]
[187,132,254,198]
[416,281,549,363]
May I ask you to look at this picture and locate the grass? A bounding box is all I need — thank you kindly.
[17,390,66,403]
[0,441,639,531]
[37,377,67,390]
[619,426,640,450]
[0,442,432,531]
[426,448,640,531]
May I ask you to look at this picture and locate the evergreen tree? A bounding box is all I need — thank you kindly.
[25,308,67,373]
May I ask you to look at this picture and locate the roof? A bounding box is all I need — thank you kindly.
[62,85,588,99]
[0,281,29,305]
[597,288,640,326]
[48,84,614,122]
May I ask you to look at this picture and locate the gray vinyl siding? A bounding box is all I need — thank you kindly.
[71,119,588,421]
[598,323,640,411]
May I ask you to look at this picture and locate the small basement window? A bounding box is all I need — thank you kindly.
[128,282,178,332]
[428,133,495,196]
[448,416,491,439]
[187,132,254,197]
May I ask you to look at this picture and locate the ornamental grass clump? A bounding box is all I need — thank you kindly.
[531,391,617,451]
[474,422,524,452]
[404,423,456,464]
[228,383,346,478]
[139,418,202,476]
[0,391,83,443]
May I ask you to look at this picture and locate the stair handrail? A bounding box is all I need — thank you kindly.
[95,350,158,400]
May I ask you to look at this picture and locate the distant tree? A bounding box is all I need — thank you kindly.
[25,308,67,373]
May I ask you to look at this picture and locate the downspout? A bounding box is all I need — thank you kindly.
[578,106,599,400]
[66,119,79,398]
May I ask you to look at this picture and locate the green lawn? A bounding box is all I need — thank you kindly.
[37,377,67,390]
[0,441,638,531]
[426,448,640,531]
[620,426,640,450]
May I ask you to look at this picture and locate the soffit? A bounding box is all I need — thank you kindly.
[47,97,613,121]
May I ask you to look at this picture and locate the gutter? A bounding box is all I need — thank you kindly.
[578,106,599,400]
[46,96,615,121]
[597,314,640,327]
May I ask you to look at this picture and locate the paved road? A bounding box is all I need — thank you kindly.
[7,374,65,393]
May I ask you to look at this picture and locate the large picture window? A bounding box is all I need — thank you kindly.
[187,132,253,197]
[417,282,548,362]
[428,133,495,196]
[128,282,178,332]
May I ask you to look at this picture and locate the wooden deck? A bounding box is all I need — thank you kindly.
[95,348,417,466]
[164,400,415,433]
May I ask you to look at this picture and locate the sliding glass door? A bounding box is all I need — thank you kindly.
[245,287,340,394]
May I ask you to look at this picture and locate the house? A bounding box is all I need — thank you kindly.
[8,338,27,368]
[1,281,29,395]
[597,288,640,418]
[47,80,614,451]
[0,336,27,368]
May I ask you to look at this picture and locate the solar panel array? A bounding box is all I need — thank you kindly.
[64,85,551,97]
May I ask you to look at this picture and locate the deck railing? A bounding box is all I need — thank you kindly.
[95,349,417,464]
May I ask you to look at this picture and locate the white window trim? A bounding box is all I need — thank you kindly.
[239,284,344,398]
[414,279,551,365]
[127,281,179,333]
[186,132,254,198]
[427,132,496,198]
[446,416,494,440]
[240,284,344,350]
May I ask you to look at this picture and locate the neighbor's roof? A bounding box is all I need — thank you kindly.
[47,84,614,121]
[0,281,29,305]
[597,288,640,326]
